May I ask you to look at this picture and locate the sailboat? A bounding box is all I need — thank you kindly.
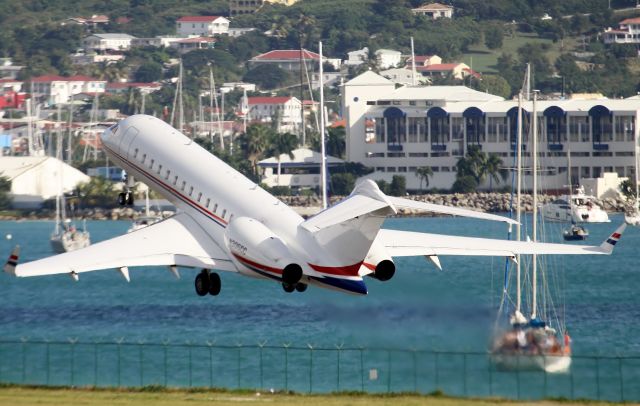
[562,152,588,241]
[50,108,90,253]
[624,142,640,226]
[127,188,163,233]
[491,92,571,374]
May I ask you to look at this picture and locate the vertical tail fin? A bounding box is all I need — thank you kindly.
[4,245,20,275]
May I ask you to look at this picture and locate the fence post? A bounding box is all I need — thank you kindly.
[387,350,391,393]
[20,337,27,384]
[236,343,242,389]
[412,350,417,393]
[137,340,145,387]
[596,356,600,400]
[187,341,193,388]
[618,357,624,401]
[206,340,215,388]
[335,344,343,392]
[308,344,314,393]
[360,347,364,392]
[68,337,78,386]
[93,340,99,387]
[283,343,290,391]
[163,340,170,387]
[116,338,124,388]
[463,353,467,396]
[45,340,50,386]
[259,341,266,390]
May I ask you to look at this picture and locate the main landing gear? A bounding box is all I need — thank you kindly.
[282,281,307,293]
[195,269,221,296]
[117,191,134,206]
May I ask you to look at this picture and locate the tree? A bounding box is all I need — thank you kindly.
[620,179,637,202]
[484,153,505,190]
[451,175,478,193]
[470,74,512,99]
[389,175,406,196]
[240,124,272,179]
[484,24,504,50]
[0,176,11,209]
[325,126,346,159]
[134,61,163,82]
[243,64,290,90]
[268,132,298,186]
[330,173,355,196]
[76,177,118,208]
[415,166,433,193]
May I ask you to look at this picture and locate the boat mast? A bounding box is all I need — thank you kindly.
[515,92,523,314]
[54,105,62,235]
[319,41,328,210]
[532,90,539,320]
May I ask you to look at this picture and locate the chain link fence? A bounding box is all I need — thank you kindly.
[0,339,638,401]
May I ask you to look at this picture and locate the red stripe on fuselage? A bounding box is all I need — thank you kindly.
[308,262,363,277]
[612,232,621,239]
[232,252,283,275]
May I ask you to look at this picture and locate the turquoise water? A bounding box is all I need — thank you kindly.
[0,216,639,400]
[0,215,637,354]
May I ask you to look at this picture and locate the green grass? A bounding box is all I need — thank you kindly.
[462,32,578,73]
[0,385,624,406]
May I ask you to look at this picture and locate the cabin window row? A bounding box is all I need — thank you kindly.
[132,148,233,222]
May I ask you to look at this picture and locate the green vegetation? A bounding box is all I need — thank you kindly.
[454,146,506,192]
[0,176,12,210]
[0,385,625,406]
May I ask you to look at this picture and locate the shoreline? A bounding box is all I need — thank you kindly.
[0,192,631,221]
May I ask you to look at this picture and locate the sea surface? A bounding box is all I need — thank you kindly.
[0,215,637,355]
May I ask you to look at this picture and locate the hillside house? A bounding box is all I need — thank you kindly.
[603,17,640,45]
[230,0,299,16]
[30,75,106,106]
[243,96,302,133]
[170,37,216,54]
[83,33,136,52]
[375,49,402,69]
[411,3,454,19]
[249,49,340,72]
[176,16,229,36]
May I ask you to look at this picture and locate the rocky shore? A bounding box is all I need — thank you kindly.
[0,193,632,220]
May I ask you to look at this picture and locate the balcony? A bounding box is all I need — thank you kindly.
[387,144,403,152]
[593,143,609,151]
[548,144,563,151]
[431,144,446,152]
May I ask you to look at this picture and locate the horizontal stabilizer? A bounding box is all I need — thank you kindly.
[387,196,518,225]
[301,180,394,232]
[376,223,623,258]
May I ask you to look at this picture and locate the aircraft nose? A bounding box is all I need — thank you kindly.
[100,122,119,150]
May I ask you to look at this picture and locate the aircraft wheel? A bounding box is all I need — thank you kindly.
[282,282,295,293]
[117,192,126,206]
[295,283,308,293]
[126,192,134,206]
[209,272,221,296]
[195,272,210,296]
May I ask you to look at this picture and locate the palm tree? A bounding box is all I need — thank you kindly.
[326,127,346,159]
[415,166,434,193]
[269,132,298,186]
[241,124,272,179]
[483,153,505,191]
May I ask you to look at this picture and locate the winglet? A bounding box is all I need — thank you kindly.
[599,223,626,254]
[4,245,20,275]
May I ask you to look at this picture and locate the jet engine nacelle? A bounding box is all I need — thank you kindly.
[368,259,396,281]
[224,216,302,283]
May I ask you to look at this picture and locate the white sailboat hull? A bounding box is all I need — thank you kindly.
[541,203,609,223]
[625,211,640,226]
[490,353,571,374]
[50,231,91,254]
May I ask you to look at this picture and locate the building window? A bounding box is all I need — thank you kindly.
[614,115,635,141]
[569,116,588,142]
[487,117,506,143]
[430,117,450,147]
[408,117,426,143]
[386,117,406,146]
[465,116,485,146]
[375,118,385,143]
[546,115,567,145]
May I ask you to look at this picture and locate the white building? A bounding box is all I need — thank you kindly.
[0,156,90,209]
[343,71,640,191]
[344,47,369,66]
[379,68,421,86]
[258,148,344,189]
[375,49,402,69]
[412,3,454,19]
[70,53,125,65]
[176,16,229,36]
[245,96,302,133]
[83,33,136,52]
[131,36,185,48]
[603,17,640,45]
[220,82,256,94]
[170,37,216,54]
[30,75,107,106]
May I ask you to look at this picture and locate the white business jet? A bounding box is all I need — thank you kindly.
[3,115,626,296]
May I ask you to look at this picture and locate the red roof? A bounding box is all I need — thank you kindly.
[408,55,435,64]
[620,17,640,25]
[177,16,223,23]
[413,2,453,11]
[89,15,109,23]
[0,79,22,84]
[248,96,293,105]
[253,49,321,61]
[31,75,102,83]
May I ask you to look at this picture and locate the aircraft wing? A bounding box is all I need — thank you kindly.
[376,223,625,258]
[386,196,518,226]
[5,213,235,278]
